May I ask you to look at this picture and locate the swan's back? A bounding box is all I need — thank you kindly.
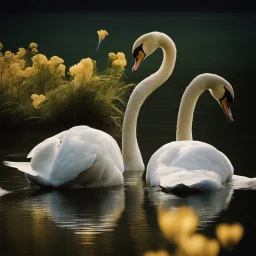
[47,126,123,186]
[4,125,124,188]
[146,141,233,192]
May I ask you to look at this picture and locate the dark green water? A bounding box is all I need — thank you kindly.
[0,12,256,256]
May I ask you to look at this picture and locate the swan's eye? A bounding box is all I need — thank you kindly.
[133,43,145,59]
[224,87,233,103]
[219,87,233,103]
[132,44,146,72]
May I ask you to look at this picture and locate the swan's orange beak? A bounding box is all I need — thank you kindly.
[220,97,234,122]
[132,51,145,72]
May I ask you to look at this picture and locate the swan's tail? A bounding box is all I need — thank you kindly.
[3,137,61,187]
[232,175,256,190]
[159,170,221,196]
[3,161,39,176]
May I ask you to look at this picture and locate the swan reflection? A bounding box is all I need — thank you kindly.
[147,183,234,229]
[24,186,125,244]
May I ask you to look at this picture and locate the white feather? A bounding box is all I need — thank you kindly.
[3,125,124,188]
[147,141,233,191]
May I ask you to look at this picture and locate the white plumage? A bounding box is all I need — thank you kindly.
[130,32,236,192]
[4,125,124,188]
[147,141,233,191]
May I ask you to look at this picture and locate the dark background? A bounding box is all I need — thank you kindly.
[2,0,256,13]
[0,4,256,256]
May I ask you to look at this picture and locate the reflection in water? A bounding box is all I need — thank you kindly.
[125,171,152,251]
[124,172,169,253]
[216,223,244,249]
[147,184,234,229]
[23,187,125,244]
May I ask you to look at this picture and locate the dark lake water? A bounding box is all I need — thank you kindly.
[1,12,256,256]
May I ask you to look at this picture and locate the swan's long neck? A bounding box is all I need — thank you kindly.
[122,34,176,171]
[176,74,216,141]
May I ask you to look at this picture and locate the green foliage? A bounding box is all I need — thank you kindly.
[0,43,134,138]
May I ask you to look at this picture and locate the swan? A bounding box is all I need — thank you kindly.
[122,32,177,171]
[146,73,235,192]
[3,126,124,188]
[3,32,176,186]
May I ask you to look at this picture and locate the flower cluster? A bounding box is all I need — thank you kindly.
[69,58,94,86]
[31,94,47,109]
[96,29,109,51]
[112,52,127,70]
[0,34,132,135]
[97,29,109,40]
[29,42,38,54]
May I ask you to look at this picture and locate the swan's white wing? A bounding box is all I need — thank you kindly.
[30,137,61,177]
[147,140,233,191]
[96,131,124,173]
[67,126,123,173]
[48,126,123,187]
[27,130,68,158]
[4,125,123,187]
[4,137,62,186]
[3,161,38,176]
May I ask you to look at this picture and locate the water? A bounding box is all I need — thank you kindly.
[1,12,256,256]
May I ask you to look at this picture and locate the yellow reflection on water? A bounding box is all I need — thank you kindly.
[154,205,244,256]
[158,206,199,243]
[216,223,244,249]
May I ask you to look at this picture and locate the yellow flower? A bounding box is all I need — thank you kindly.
[143,250,169,256]
[108,52,117,61]
[112,52,127,69]
[96,29,109,52]
[29,42,38,49]
[0,42,3,51]
[112,59,127,69]
[24,67,36,77]
[9,63,24,77]
[31,48,38,54]
[216,223,244,248]
[16,48,26,58]
[97,29,109,40]
[31,94,47,109]
[116,52,125,60]
[32,54,48,69]
[49,56,64,66]
[57,64,66,77]
[69,58,94,85]
[4,51,14,60]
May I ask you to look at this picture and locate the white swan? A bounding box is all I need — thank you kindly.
[3,126,124,188]
[122,32,177,171]
[147,73,235,192]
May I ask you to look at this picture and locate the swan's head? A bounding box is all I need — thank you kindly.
[208,75,234,122]
[132,32,161,72]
